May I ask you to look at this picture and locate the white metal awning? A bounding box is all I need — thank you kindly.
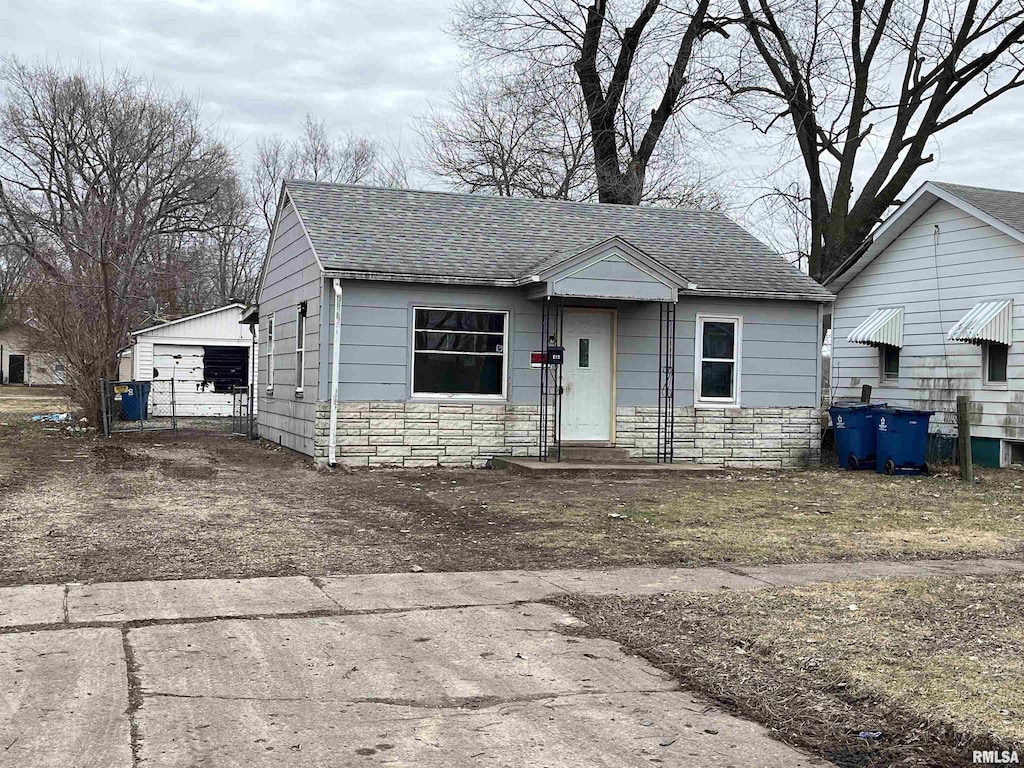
[947,299,1013,345]
[847,307,904,348]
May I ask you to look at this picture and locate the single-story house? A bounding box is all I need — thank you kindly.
[118,303,257,417]
[249,180,834,468]
[0,321,65,386]
[826,180,1024,467]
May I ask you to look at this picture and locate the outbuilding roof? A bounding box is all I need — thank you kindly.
[283,180,832,302]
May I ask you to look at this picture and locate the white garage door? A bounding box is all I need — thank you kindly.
[151,344,234,417]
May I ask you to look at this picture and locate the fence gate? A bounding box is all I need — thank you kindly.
[230,384,256,439]
[101,379,177,437]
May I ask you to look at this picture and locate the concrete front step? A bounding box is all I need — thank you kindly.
[552,444,631,462]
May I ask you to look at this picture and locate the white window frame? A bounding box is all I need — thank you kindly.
[879,345,900,383]
[694,314,742,407]
[266,313,275,392]
[410,306,509,400]
[295,304,306,394]
[983,341,1009,387]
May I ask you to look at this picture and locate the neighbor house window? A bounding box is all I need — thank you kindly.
[295,303,306,394]
[984,342,1009,385]
[695,315,740,406]
[880,345,900,382]
[412,308,508,398]
[266,313,275,391]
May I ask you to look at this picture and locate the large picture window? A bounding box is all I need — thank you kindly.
[695,315,741,406]
[412,308,508,398]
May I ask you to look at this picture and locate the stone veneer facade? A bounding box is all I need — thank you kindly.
[315,402,821,469]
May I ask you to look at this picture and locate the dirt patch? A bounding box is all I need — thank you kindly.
[1,414,1023,585]
[554,575,1024,767]
[94,445,153,472]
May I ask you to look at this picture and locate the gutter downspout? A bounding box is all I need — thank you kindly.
[328,279,342,466]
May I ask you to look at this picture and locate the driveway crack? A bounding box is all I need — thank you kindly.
[120,627,144,768]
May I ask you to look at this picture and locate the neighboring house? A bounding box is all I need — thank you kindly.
[0,321,65,386]
[119,304,257,417]
[827,181,1024,468]
[249,181,833,468]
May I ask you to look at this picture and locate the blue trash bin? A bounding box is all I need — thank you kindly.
[119,382,152,421]
[829,403,887,470]
[875,407,934,476]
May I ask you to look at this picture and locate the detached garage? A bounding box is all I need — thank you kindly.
[119,304,257,417]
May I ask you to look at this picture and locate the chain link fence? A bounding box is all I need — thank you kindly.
[100,379,177,436]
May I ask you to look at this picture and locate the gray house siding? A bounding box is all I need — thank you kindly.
[256,198,323,455]
[323,281,821,409]
[832,198,1024,449]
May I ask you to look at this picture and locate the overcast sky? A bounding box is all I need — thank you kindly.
[4,0,1024,219]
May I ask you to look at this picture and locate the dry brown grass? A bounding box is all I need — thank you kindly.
[555,575,1024,767]
[1,389,1023,585]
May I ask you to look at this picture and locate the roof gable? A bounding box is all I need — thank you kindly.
[826,181,1024,292]
[283,180,832,302]
[133,303,246,339]
[529,236,692,302]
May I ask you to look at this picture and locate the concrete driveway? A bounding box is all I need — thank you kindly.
[17,561,1009,766]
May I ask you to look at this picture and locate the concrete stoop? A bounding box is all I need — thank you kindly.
[492,456,725,473]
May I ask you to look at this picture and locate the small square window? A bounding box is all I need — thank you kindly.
[880,346,900,382]
[984,342,1008,385]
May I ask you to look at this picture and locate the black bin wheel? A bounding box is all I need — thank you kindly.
[884,458,896,475]
[922,462,931,477]
[847,454,860,470]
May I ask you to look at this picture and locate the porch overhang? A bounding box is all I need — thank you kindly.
[520,236,695,302]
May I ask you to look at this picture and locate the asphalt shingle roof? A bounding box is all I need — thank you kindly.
[931,181,1024,238]
[284,180,832,300]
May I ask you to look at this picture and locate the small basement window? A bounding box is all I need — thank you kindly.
[412,308,508,398]
[1010,441,1024,466]
[880,345,900,382]
[984,341,1009,385]
[204,346,249,393]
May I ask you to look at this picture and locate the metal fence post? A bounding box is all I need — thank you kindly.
[171,378,177,431]
[100,379,110,438]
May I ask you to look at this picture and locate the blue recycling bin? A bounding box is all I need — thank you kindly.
[829,403,886,470]
[119,382,151,421]
[875,407,934,476]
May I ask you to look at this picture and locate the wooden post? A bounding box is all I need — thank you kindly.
[860,384,873,403]
[957,394,974,483]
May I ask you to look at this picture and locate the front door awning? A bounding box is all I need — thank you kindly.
[847,306,904,347]
[947,299,1013,345]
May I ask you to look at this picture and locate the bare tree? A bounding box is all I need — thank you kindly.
[0,58,231,421]
[0,236,29,326]
[251,114,409,231]
[419,72,596,199]
[728,0,1024,280]
[421,63,727,208]
[451,0,729,205]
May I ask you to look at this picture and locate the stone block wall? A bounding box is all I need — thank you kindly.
[614,406,821,469]
[314,401,546,468]
[315,401,820,469]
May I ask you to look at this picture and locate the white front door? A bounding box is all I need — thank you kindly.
[561,309,614,441]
